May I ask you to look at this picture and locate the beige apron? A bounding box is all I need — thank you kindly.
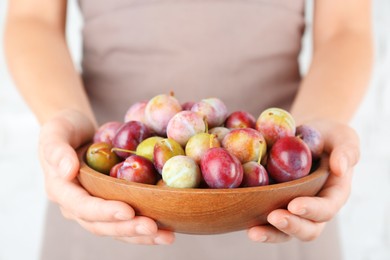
[40,0,343,259]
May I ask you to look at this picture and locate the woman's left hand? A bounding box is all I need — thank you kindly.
[247,119,360,243]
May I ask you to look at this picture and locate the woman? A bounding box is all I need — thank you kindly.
[4,0,373,259]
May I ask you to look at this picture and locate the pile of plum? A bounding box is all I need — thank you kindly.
[86,93,324,189]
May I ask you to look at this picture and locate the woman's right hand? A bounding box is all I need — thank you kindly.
[38,109,175,245]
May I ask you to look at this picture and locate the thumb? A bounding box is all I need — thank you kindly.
[39,110,96,180]
[325,125,360,177]
[40,140,80,180]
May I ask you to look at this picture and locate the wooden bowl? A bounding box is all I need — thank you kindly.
[77,144,329,235]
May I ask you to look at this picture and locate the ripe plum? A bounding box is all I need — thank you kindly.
[200,147,243,188]
[267,136,312,183]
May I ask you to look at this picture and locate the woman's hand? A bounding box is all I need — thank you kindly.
[39,109,175,245]
[247,119,359,243]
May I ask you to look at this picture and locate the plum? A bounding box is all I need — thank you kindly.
[124,101,148,124]
[267,136,312,183]
[222,128,267,164]
[256,107,296,147]
[166,111,206,146]
[135,136,164,161]
[200,147,243,188]
[116,155,158,184]
[296,124,324,161]
[109,162,124,178]
[191,98,228,128]
[225,111,256,129]
[145,93,182,136]
[153,138,185,174]
[241,161,269,187]
[162,155,201,188]
[86,142,121,175]
[208,127,230,143]
[93,121,123,145]
[181,101,195,111]
[185,133,220,164]
[112,121,152,159]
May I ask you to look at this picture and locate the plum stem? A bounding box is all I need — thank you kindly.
[111,147,137,155]
[92,148,112,158]
[209,134,216,148]
[203,117,209,133]
[160,140,174,152]
[257,140,263,165]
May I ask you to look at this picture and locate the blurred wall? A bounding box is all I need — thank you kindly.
[1,1,389,259]
[340,1,390,259]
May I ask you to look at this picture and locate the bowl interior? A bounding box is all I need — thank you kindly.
[77,144,329,235]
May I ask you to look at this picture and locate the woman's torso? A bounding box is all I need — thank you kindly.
[79,0,305,123]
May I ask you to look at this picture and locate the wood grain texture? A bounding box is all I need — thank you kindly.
[77,144,329,235]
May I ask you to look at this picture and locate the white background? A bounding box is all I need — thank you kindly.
[1,1,389,259]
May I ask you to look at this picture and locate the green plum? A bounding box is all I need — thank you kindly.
[136,136,164,161]
[153,138,185,174]
[86,142,121,175]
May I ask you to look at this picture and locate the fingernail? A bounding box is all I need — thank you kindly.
[295,208,307,216]
[135,225,154,235]
[59,157,73,177]
[276,218,288,229]
[154,236,171,245]
[257,235,268,242]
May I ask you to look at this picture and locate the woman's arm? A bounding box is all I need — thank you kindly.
[248,0,373,242]
[4,0,174,245]
[291,0,373,123]
[5,0,95,124]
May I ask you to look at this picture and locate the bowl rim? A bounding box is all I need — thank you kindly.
[77,143,330,195]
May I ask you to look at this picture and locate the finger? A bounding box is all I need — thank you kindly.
[48,177,135,222]
[115,230,175,245]
[329,142,359,177]
[288,169,353,222]
[320,122,360,177]
[267,209,326,242]
[39,110,95,180]
[39,109,95,150]
[115,236,156,245]
[41,144,135,223]
[151,230,176,245]
[247,225,291,243]
[40,139,80,179]
[59,206,75,220]
[76,216,158,237]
